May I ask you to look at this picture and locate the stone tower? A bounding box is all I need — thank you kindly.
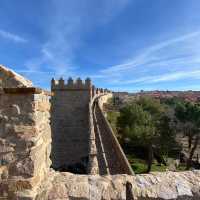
[51,77,92,173]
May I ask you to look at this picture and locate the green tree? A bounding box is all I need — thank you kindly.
[117,97,176,172]
[175,101,200,169]
[137,96,165,116]
[156,114,178,160]
[117,103,156,172]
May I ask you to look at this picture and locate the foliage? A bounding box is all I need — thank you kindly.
[127,154,167,174]
[107,96,200,173]
[137,96,165,116]
[117,97,176,172]
[117,103,155,144]
[174,101,200,169]
[107,111,120,134]
[161,97,185,107]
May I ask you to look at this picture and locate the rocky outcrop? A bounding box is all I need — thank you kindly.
[0,65,33,88]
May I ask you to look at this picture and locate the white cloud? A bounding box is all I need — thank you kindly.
[85,29,200,91]
[115,70,200,85]
[0,29,27,43]
[24,0,131,78]
[151,70,200,83]
[101,30,200,74]
[21,1,200,91]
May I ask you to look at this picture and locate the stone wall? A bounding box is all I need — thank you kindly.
[0,65,33,88]
[0,88,51,199]
[36,170,200,200]
[51,78,92,172]
[87,91,133,176]
[1,66,200,200]
[98,93,113,109]
[87,92,113,175]
[93,96,133,175]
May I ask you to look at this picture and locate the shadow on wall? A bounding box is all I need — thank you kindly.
[50,78,92,174]
[51,156,89,174]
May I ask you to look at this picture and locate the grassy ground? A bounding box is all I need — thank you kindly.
[127,154,167,174]
[127,154,187,173]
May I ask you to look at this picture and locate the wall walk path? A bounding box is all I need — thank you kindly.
[92,98,134,175]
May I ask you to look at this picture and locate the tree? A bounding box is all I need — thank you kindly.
[137,96,165,116]
[118,103,156,172]
[117,97,176,172]
[156,114,178,160]
[175,101,200,169]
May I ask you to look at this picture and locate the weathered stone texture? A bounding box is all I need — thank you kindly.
[0,89,51,199]
[34,170,200,200]
[87,93,113,175]
[0,65,33,88]
[1,66,200,200]
[93,100,133,175]
[51,80,92,170]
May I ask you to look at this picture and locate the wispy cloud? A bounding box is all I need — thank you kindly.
[0,29,27,43]
[8,1,198,91]
[101,30,200,74]
[24,0,131,78]
[81,29,200,91]
[119,70,200,85]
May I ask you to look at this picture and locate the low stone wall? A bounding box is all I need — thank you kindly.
[88,93,112,175]
[87,95,99,175]
[88,92,133,175]
[96,97,133,175]
[98,93,113,109]
[35,170,200,200]
[0,88,51,199]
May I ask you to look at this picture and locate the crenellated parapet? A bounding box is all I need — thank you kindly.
[51,77,92,90]
[51,76,113,174]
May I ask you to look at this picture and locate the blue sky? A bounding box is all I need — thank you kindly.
[0,0,200,91]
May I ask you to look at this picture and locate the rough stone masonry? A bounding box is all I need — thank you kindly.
[0,64,200,200]
[51,78,92,172]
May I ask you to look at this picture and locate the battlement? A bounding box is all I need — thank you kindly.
[3,65,200,200]
[51,77,92,90]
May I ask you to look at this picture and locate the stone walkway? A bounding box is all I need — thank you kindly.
[93,102,128,175]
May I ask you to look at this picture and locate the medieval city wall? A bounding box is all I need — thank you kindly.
[51,78,92,171]
[87,92,134,175]
[87,91,113,175]
[1,65,200,200]
[96,97,134,175]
